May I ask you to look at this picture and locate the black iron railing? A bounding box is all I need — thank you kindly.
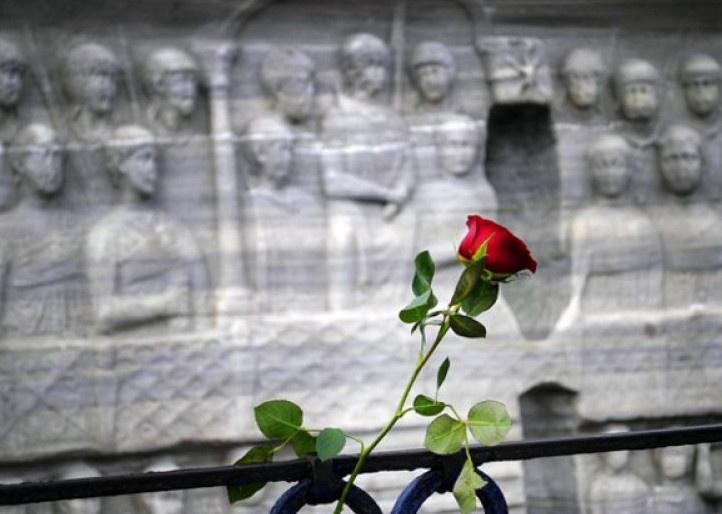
[1,424,722,513]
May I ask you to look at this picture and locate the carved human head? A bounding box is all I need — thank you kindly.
[613,58,662,121]
[679,53,722,118]
[244,115,294,188]
[53,462,102,514]
[340,33,390,99]
[144,47,199,116]
[585,133,632,199]
[409,41,456,104]
[560,48,605,109]
[654,445,694,480]
[0,38,27,109]
[436,114,480,177]
[106,124,158,197]
[134,458,183,514]
[63,42,120,115]
[9,123,64,197]
[657,124,703,196]
[600,424,631,472]
[260,47,316,123]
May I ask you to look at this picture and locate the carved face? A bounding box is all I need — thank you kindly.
[590,150,630,198]
[564,71,599,109]
[20,144,63,196]
[347,55,387,98]
[604,449,630,472]
[275,76,314,122]
[0,63,24,108]
[120,145,158,197]
[158,70,197,116]
[658,446,693,479]
[414,63,453,103]
[660,142,702,196]
[145,490,183,514]
[76,67,118,115]
[252,138,293,187]
[620,81,659,120]
[438,127,478,176]
[683,76,720,117]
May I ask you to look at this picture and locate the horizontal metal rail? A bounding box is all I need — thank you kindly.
[1,423,721,506]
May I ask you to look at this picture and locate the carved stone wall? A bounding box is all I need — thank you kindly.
[1,1,722,512]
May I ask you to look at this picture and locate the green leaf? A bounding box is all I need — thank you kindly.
[449,315,487,338]
[412,251,436,296]
[452,458,487,514]
[467,400,512,446]
[399,289,437,324]
[316,428,347,462]
[413,394,446,417]
[254,400,303,439]
[451,263,482,305]
[436,357,451,390]
[227,444,274,503]
[461,280,499,316]
[291,430,317,457]
[424,414,466,455]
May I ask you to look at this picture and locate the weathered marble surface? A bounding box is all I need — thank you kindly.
[0,1,722,513]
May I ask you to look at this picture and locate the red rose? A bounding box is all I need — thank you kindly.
[458,215,537,275]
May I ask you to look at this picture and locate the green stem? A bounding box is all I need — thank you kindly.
[332,315,450,514]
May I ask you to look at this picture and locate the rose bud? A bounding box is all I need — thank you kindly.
[458,215,537,275]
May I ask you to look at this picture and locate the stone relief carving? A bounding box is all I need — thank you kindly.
[62,42,122,144]
[408,41,457,117]
[142,46,201,136]
[696,442,722,507]
[476,37,553,105]
[320,32,414,310]
[52,462,102,514]
[241,115,325,312]
[259,46,317,128]
[558,133,662,330]
[612,58,666,204]
[0,38,27,144]
[1,6,722,513]
[0,123,88,339]
[652,445,704,514]
[558,47,607,124]
[85,124,209,334]
[587,425,653,514]
[652,124,722,309]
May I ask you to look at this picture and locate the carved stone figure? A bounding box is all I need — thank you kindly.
[587,425,653,513]
[321,32,414,310]
[62,42,121,143]
[408,41,457,116]
[557,134,662,329]
[612,58,665,203]
[0,123,87,338]
[679,53,722,200]
[85,125,209,334]
[415,114,494,278]
[241,115,325,312]
[652,124,722,309]
[652,445,703,514]
[133,458,184,514]
[53,462,102,514]
[680,53,722,122]
[143,46,201,136]
[0,38,27,143]
[559,48,606,121]
[260,47,316,127]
